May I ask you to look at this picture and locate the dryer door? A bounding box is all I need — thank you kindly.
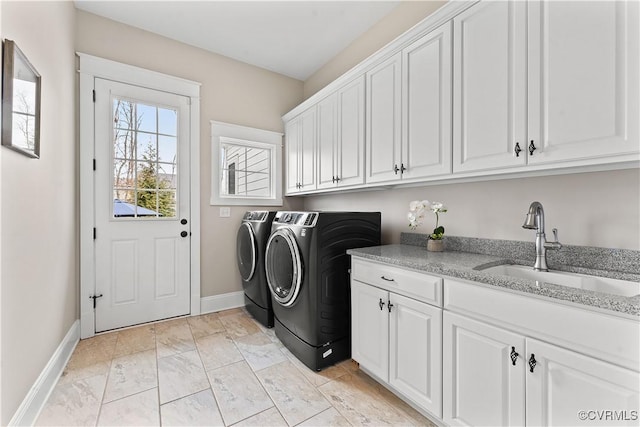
[236,222,257,282]
[265,228,303,307]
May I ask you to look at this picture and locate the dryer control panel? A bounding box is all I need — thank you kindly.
[273,211,318,227]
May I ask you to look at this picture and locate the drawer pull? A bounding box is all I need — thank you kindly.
[378,298,385,311]
[380,276,395,282]
[510,346,519,366]
[529,354,537,373]
[387,301,394,313]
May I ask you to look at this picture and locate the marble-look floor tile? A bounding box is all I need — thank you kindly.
[196,332,243,371]
[59,333,118,384]
[217,307,247,318]
[233,332,287,372]
[280,345,348,387]
[232,407,288,427]
[103,349,157,403]
[97,388,159,426]
[160,389,224,426]
[188,312,225,339]
[155,318,196,358]
[113,324,156,357]
[256,360,331,426]
[35,374,106,426]
[158,350,209,404]
[318,373,417,426]
[207,360,273,425]
[219,312,261,338]
[298,407,352,426]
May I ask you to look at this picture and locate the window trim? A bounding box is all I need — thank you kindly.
[210,121,283,206]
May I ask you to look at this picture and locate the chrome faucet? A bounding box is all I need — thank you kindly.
[522,201,562,271]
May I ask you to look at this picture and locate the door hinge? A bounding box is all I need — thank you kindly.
[92,89,96,102]
[93,158,96,171]
[93,227,96,240]
[89,294,103,309]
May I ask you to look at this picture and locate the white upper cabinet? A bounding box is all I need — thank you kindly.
[402,22,453,180]
[283,0,639,194]
[454,0,639,174]
[527,0,640,165]
[285,107,316,194]
[366,52,403,184]
[317,77,365,190]
[317,93,338,190]
[453,0,528,173]
[336,76,365,187]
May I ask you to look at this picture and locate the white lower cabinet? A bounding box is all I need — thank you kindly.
[443,309,640,427]
[526,338,640,427]
[351,258,443,419]
[443,311,525,426]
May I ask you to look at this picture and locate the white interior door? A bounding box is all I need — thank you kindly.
[94,78,191,332]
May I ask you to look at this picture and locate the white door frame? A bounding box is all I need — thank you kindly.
[78,53,201,339]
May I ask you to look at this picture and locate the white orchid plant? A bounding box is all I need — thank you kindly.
[408,200,448,240]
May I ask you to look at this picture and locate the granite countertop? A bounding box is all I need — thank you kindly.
[347,244,640,318]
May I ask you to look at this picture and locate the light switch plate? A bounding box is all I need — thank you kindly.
[219,207,231,217]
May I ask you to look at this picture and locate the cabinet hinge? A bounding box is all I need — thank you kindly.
[92,89,96,102]
[93,227,97,240]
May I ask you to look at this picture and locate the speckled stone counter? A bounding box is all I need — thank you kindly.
[347,243,640,317]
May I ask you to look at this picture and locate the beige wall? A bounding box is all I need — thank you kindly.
[75,11,304,298]
[304,0,446,99]
[1,1,77,423]
[302,1,640,251]
[304,169,640,250]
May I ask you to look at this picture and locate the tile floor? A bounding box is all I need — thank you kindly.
[36,308,437,426]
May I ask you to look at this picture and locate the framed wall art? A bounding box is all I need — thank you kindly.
[2,39,41,158]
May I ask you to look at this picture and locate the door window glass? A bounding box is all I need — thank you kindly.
[113,98,178,218]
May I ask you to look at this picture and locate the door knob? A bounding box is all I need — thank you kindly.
[180,231,188,238]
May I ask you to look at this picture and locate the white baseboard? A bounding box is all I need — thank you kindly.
[200,291,245,314]
[9,320,80,426]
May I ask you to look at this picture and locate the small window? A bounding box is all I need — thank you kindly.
[211,121,282,206]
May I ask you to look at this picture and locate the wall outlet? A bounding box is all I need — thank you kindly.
[219,207,231,217]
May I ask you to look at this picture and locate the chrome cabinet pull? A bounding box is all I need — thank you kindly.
[510,346,519,366]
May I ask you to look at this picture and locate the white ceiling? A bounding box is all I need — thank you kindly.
[74,1,401,81]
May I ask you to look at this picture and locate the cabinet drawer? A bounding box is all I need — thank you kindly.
[351,257,442,307]
[444,278,640,372]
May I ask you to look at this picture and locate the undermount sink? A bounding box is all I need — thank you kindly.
[480,264,640,298]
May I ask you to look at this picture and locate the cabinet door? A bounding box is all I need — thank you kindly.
[389,293,443,418]
[402,22,452,180]
[526,338,640,427]
[453,0,527,173]
[443,311,525,427]
[351,280,389,382]
[527,1,639,165]
[299,107,317,191]
[285,119,300,194]
[366,52,402,184]
[336,76,365,187]
[317,93,338,190]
